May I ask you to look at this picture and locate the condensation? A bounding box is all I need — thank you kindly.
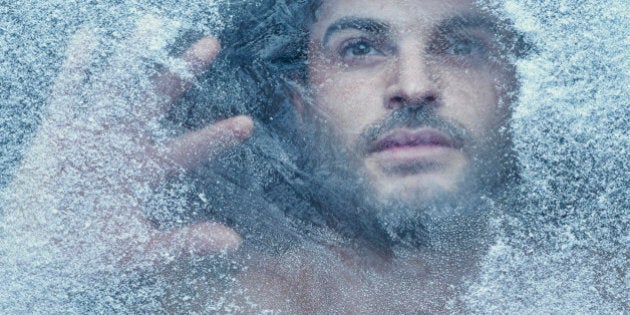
[0,0,627,313]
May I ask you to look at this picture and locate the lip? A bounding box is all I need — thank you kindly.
[368,128,455,154]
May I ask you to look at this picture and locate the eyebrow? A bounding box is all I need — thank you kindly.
[322,17,389,45]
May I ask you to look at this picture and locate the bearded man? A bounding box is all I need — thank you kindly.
[205,0,528,312]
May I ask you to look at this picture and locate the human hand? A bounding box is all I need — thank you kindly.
[5,15,252,272]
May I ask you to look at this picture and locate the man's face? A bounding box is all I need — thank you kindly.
[305,0,517,210]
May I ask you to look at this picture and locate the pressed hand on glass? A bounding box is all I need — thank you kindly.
[5,15,252,273]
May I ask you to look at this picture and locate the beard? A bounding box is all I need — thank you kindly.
[298,104,518,252]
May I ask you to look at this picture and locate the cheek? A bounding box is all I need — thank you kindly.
[309,69,385,147]
[440,70,508,137]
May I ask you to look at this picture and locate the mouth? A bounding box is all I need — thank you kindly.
[368,128,455,154]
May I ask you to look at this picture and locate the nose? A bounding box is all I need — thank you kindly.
[386,47,441,109]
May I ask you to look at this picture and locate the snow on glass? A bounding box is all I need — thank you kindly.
[0,0,627,313]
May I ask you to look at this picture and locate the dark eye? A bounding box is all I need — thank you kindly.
[444,37,487,56]
[347,42,375,56]
[339,39,384,64]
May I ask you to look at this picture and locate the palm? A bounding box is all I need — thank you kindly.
[5,15,252,272]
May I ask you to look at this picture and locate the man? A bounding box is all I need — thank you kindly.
[213,0,526,312]
[2,0,526,312]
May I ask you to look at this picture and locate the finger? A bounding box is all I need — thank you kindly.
[140,222,242,265]
[55,28,98,93]
[161,115,254,172]
[48,27,98,120]
[180,36,222,79]
[148,36,221,117]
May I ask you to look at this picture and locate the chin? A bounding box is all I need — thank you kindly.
[368,169,468,206]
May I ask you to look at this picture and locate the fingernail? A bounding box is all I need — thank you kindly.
[231,116,254,139]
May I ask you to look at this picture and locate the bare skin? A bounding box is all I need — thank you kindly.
[4,15,252,275]
[237,245,478,314]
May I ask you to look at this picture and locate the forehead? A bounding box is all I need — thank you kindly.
[312,0,483,34]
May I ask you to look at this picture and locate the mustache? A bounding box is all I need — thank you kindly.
[356,106,471,154]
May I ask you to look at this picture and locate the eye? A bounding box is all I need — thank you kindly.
[339,39,384,64]
[429,33,491,61]
[346,41,375,56]
[444,37,487,56]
